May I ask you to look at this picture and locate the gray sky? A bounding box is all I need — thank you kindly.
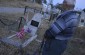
[47,0,85,9]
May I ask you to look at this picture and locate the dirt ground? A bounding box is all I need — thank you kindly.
[0,0,85,55]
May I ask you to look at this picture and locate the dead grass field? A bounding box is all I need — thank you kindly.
[0,0,85,55]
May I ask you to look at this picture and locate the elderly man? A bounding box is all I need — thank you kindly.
[41,0,79,55]
[42,10,79,55]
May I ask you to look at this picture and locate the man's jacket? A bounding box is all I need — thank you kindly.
[45,10,79,40]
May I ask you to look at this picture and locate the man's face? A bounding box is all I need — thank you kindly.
[63,3,75,11]
[63,0,75,10]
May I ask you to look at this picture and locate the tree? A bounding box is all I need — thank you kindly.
[35,0,42,4]
[35,0,47,4]
[83,8,85,12]
[43,0,47,4]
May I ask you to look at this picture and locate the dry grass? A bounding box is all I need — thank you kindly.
[0,1,42,55]
[63,27,85,55]
[0,12,49,55]
[0,0,42,9]
[0,13,85,55]
[0,0,85,55]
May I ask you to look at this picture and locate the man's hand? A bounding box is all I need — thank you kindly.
[44,30,55,39]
